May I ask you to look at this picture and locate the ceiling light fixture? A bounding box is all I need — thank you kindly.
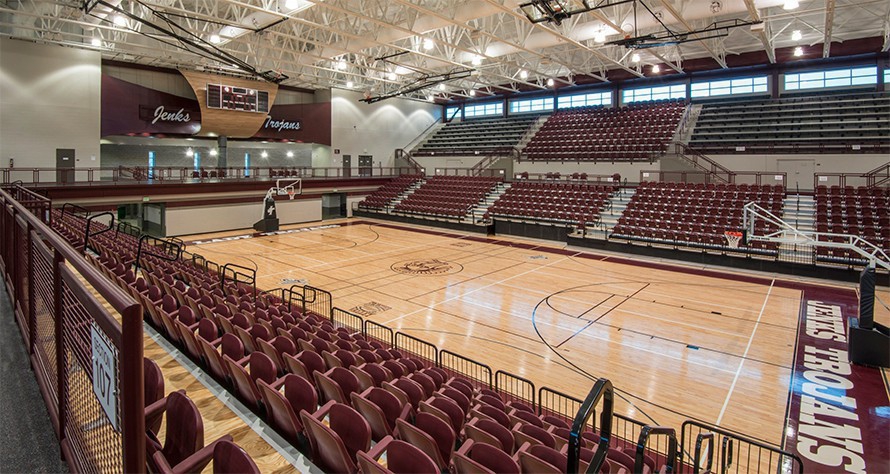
[471,55,482,66]
[210,34,221,44]
[209,149,218,156]
[652,64,661,73]
[387,72,397,81]
[91,37,102,47]
[285,0,300,9]
[336,59,347,70]
[547,78,555,87]
[791,30,802,41]
[423,38,434,50]
[794,46,803,56]
[469,90,476,96]
[346,81,354,88]
[113,15,127,26]
[286,151,294,158]
[783,0,799,10]
[631,53,641,63]
[261,151,269,158]
[519,70,529,80]
[438,83,446,91]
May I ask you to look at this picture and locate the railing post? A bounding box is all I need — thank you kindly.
[121,304,146,473]
[27,221,36,353]
[53,247,66,442]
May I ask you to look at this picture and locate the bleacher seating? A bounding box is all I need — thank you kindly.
[523,100,685,162]
[393,176,501,218]
[690,92,890,154]
[814,185,890,264]
[488,181,614,225]
[413,116,539,156]
[45,204,781,474]
[358,174,423,210]
[611,182,785,254]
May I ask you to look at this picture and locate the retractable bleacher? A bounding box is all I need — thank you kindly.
[690,92,890,154]
[814,185,890,264]
[611,182,785,254]
[488,181,615,225]
[413,115,539,156]
[393,176,501,218]
[523,100,685,162]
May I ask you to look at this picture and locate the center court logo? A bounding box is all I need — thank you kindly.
[391,259,462,275]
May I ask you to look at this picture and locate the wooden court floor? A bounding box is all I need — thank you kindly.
[182,218,864,447]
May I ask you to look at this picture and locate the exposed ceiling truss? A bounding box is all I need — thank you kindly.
[0,0,885,103]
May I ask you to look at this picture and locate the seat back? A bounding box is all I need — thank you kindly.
[366,439,439,474]
[160,391,204,467]
[453,440,521,474]
[466,417,515,453]
[329,402,372,460]
[350,392,391,441]
[299,409,358,474]
[394,418,447,470]
[224,355,262,408]
[212,440,260,474]
[257,379,303,443]
[144,358,165,434]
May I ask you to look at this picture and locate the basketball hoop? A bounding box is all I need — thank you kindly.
[724,231,743,248]
[286,187,296,200]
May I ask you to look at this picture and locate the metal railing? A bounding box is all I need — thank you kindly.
[672,143,736,184]
[0,165,417,186]
[0,185,145,473]
[814,161,890,189]
[640,170,787,186]
[680,420,803,473]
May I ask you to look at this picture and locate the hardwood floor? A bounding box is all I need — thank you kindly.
[182,218,815,446]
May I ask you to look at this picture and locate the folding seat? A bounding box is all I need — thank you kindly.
[509,406,545,428]
[512,422,557,450]
[177,316,216,363]
[516,442,579,474]
[257,374,317,444]
[419,395,465,435]
[312,366,360,406]
[145,391,233,474]
[357,436,439,474]
[199,332,245,382]
[384,377,425,410]
[452,439,521,474]
[224,351,279,410]
[299,402,371,474]
[395,412,455,471]
[144,358,166,435]
[350,387,412,441]
[210,440,260,474]
[436,385,471,415]
[465,416,516,453]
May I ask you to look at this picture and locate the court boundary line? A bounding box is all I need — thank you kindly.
[716,278,775,425]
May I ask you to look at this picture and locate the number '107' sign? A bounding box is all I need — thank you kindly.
[91,322,119,431]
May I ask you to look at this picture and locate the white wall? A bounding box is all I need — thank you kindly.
[165,198,322,236]
[0,38,101,168]
[331,89,440,168]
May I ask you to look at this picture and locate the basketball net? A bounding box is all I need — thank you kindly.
[724,231,743,248]
[286,187,296,200]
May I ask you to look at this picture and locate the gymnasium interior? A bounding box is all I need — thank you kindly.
[0,0,888,472]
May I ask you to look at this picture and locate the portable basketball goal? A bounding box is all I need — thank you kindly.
[742,200,889,368]
[265,178,302,201]
[254,179,301,232]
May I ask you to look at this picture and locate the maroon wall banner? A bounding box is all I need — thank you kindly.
[101,75,201,137]
[252,102,331,145]
[784,287,889,474]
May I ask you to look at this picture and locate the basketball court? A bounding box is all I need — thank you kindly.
[179,218,885,447]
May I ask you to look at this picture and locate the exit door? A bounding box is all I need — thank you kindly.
[56,149,75,184]
[358,155,372,177]
[342,155,351,178]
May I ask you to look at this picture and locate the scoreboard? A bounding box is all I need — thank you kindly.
[206,83,270,113]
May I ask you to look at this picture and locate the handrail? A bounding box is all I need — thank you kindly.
[566,378,613,474]
[221,263,257,297]
[0,185,144,472]
[680,420,804,473]
[693,432,715,474]
[395,149,424,174]
[470,148,518,177]
[672,143,736,184]
[60,202,91,220]
[634,426,678,473]
[83,211,115,255]
[135,234,183,273]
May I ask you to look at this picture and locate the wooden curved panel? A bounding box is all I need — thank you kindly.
[180,69,278,138]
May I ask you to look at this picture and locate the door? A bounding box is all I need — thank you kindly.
[56,148,75,184]
[321,193,344,220]
[776,159,815,191]
[342,155,351,178]
[358,155,373,177]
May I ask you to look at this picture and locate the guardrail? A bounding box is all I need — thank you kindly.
[0,185,145,473]
[640,169,787,186]
[0,166,417,186]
